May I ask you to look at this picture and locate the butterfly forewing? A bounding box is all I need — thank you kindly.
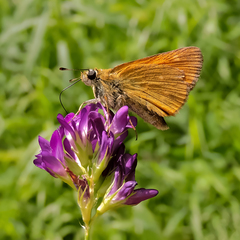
[111,46,203,89]
[117,64,189,116]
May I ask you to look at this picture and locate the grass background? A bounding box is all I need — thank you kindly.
[1,0,240,239]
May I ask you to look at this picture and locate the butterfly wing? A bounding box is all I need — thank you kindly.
[111,46,203,89]
[116,64,189,117]
[99,47,203,129]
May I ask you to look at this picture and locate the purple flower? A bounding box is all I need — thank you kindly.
[34,103,158,220]
[97,150,158,214]
[34,103,137,188]
[34,130,73,186]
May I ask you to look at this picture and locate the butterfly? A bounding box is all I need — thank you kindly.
[63,46,203,130]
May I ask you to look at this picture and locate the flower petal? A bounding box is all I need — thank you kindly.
[64,112,75,123]
[50,130,64,163]
[38,136,51,152]
[78,108,88,144]
[123,153,137,181]
[98,131,113,164]
[84,103,98,114]
[110,106,129,134]
[33,155,57,177]
[41,151,67,177]
[108,166,123,196]
[126,116,137,129]
[97,102,114,124]
[112,131,128,153]
[102,143,125,177]
[63,138,76,160]
[92,117,105,142]
[113,181,137,201]
[57,114,76,140]
[124,189,159,205]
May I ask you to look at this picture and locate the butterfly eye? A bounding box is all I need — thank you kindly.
[87,69,96,80]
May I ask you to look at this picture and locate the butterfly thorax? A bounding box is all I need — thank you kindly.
[96,69,127,110]
[81,68,127,110]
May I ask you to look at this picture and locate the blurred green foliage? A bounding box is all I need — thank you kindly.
[1,0,240,239]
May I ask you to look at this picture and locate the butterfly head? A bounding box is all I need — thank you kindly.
[81,69,98,86]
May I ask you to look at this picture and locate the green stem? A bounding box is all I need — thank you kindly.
[83,175,95,240]
[84,224,90,240]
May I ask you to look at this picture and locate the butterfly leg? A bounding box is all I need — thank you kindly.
[75,98,101,117]
[128,117,138,140]
[102,95,112,128]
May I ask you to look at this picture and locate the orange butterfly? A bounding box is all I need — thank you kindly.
[72,47,203,130]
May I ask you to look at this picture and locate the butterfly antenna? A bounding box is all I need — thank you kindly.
[59,78,82,114]
[59,67,88,71]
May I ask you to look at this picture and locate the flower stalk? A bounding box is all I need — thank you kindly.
[34,103,158,239]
